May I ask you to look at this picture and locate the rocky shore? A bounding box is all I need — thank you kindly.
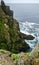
[0,0,39,65]
[0,0,30,53]
[0,48,39,65]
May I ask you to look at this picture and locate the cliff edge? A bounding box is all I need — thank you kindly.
[0,0,30,53]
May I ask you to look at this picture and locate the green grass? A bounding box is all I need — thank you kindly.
[11,54,20,60]
[26,52,31,55]
[0,49,6,54]
[11,52,31,61]
[0,48,31,61]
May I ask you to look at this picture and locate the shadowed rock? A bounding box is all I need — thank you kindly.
[21,32,35,40]
[0,0,30,53]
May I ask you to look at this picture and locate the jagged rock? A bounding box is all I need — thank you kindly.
[1,0,13,17]
[0,50,13,65]
[0,0,30,53]
[0,1,39,65]
[21,32,35,40]
[30,42,39,58]
[0,49,39,65]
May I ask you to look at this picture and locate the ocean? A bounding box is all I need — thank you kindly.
[6,3,39,49]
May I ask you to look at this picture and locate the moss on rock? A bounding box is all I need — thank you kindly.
[0,0,30,53]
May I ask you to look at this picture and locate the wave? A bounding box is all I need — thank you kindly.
[19,21,39,49]
[19,21,39,37]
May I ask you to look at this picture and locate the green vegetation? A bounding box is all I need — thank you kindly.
[0,1,39,65]
[11,54,20,60]
[0,0,30,53]
[0,49,6,53]
[26,52,31,55]
[11,52,31,60]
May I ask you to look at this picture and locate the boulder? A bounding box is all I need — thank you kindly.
[21,32,35,40]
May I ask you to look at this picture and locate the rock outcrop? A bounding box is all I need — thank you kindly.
[30,42,39,58]
[0,49,39,65]
[1,0,13,17]
[0,50,14,65]
[0,1,39,65]
[0,0,30,53]
[0,50,30,65]
[27,42,39,65]
[21,32,35,40]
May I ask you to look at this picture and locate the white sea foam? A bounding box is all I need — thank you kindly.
[19,21,39,48]
[19,21,39,36]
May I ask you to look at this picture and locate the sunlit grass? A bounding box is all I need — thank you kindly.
[11,53,20,60]
[26,52,31,55]
[0,49,6,53]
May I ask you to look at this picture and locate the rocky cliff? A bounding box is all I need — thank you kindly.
[0,49,39,65]
[30,42,39,58]
[0,0,30,53]
[0,1,39,65]
[21,32,35,40]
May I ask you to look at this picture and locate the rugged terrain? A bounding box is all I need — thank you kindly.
[0,47,39,65]
[0,0,30,53]
[0,0,39,65]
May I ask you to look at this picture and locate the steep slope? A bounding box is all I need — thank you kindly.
[30,42,39,58]
[0,0,30,53]
[0,49,14,65]
[0,6,5,16]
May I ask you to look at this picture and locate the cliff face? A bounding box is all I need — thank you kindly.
[0,1,39,65]
[0,0,30,53]
[21,33,35,40]
[30,42,39,58]
[1,0,13,17]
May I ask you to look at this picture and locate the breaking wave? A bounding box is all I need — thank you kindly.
[19,21,39,49]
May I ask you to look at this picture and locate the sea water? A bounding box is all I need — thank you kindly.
[6,3,39,49]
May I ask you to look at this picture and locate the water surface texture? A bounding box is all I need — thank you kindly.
[7,3,39,49]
